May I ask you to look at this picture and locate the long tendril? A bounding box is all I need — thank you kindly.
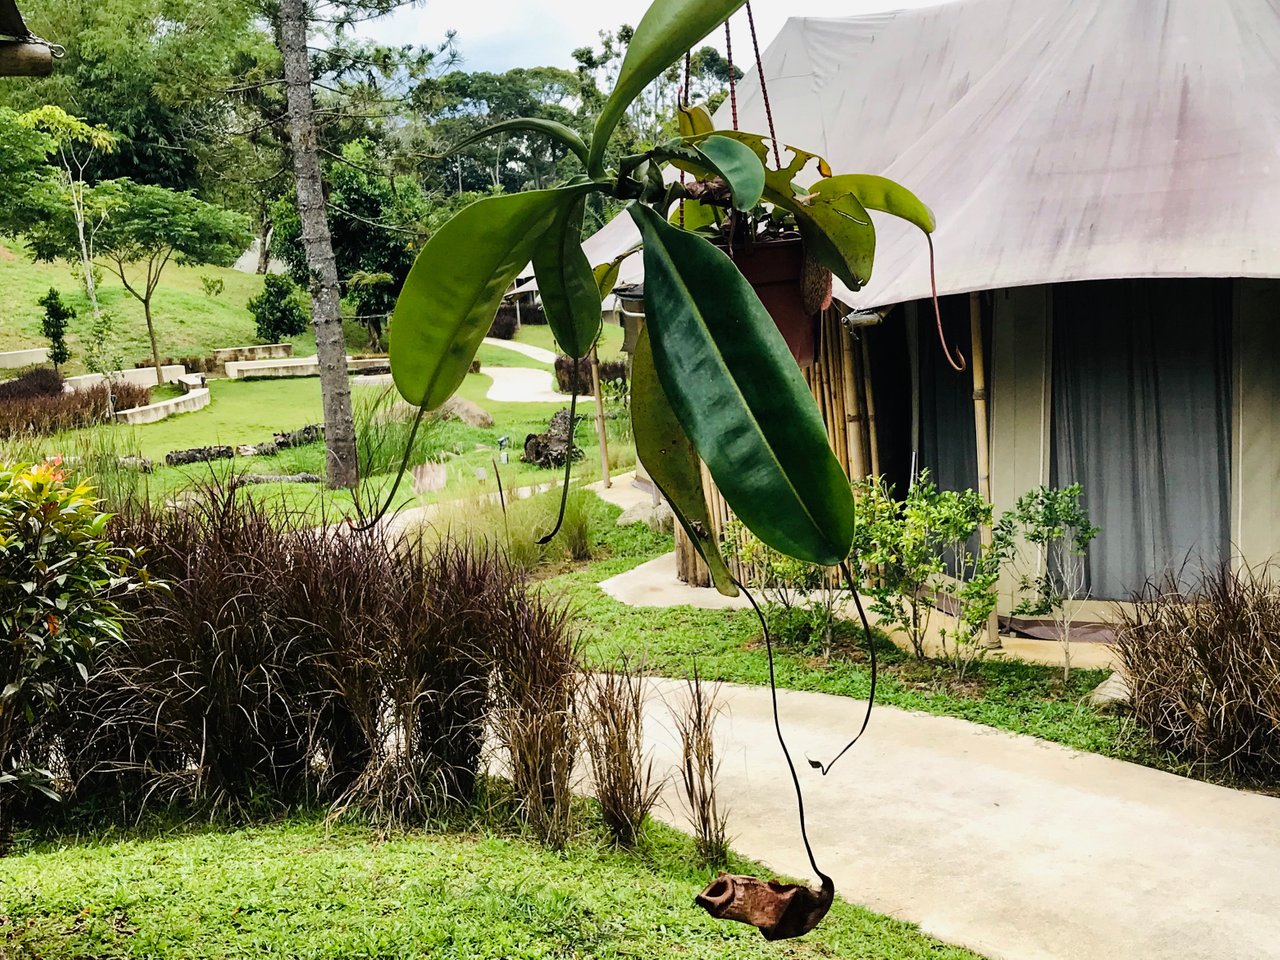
[537,354,580,545]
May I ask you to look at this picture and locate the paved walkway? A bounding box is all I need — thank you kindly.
[642,677,1280,960]
[482,337,556,365]
[479,365,564,403]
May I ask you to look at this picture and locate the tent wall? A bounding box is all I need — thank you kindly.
[1234,280,1280,572]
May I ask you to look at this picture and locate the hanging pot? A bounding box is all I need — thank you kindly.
[727,237,828,367]
[696,871,835,941]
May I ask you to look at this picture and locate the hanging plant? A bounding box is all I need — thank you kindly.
[387,0,936,940]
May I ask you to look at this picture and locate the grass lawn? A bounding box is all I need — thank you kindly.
[554,506,1182,776]
[0,243,380,375]
[0,815,984,960]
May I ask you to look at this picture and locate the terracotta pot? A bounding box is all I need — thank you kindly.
[728,238,818,367]
[696,872,835,941]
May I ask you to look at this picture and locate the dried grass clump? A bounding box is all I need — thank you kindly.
[673,670,730,867]
[581,657,661,848]
[0,379,151,438]
[1116,567,1280,781]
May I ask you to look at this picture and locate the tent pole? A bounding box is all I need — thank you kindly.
[861,337,882,478]
[590,344,611,489]
[970,292,1001,650]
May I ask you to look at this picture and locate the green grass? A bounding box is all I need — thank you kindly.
[0,814,984,959]
[508,320,626,360]
[552,505,1176,772]
[0,243,385,376]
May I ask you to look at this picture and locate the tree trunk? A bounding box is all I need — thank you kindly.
[144,297,165,385]
[278,0,358,489]
[256,210,273,275]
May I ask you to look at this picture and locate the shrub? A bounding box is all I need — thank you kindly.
[724,519,842,657]
[0,367,63,402]
[0,381,152,439]
[1116,568,1280,781]
[581,656,660,848]
[488,304,519,340]
[0,461,151,852]
[37,288,73,369]
[249,274,309,343]
[554,355,628,395]
[200,275,224,297]
[516,300,546,324]
[851,473,1009,676]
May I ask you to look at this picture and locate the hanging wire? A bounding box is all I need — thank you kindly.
[679,49,691,229]
[537,355,581,544]
[745,1,782,168]
[725,21,739,131]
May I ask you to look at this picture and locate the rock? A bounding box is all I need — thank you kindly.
[440,395,493,428]
[522,409,584,469]
[274,423,324,449]
[1089,671,1130,711]
[237,442,278,458]
[118,456,152,474]
[233,473,322,486]
[165,445,234,467]
[617,498,674,533]
[411,462,448,494]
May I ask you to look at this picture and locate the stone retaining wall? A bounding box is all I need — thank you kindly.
[224,356,388,379]
[65,365,187,391]
[0,348,50,369]
[115,387,210,425]
[212,343,294,365]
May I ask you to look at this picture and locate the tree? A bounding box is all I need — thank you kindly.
[15,106,117,327]
[249,274,309,343]
[272,139,428,350]
[0,0,266,191]
[0,107,56,236]
[30,179,251,385]
[277,0,362,488]
[37,288,73,370]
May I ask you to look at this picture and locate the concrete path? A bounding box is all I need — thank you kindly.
[482,337,556,365]
[480,365,564,404]
[643,677,1280,960]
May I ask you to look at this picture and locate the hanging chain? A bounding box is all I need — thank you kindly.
[725,22,739,131]
[680,49,691,228]
[745,1,781,168]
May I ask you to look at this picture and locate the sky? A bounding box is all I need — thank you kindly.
[360,0,950,73]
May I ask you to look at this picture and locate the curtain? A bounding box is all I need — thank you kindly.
[1051,279,1232,600]
[918,295,980,493]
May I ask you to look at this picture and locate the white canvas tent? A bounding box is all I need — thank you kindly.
[592,0,1280,603]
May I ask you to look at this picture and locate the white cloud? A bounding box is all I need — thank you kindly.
[359,0,951,73]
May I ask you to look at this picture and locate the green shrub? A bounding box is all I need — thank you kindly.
[199,275,225,298]
[249,274,309,343]
[36,288,72,370]
[0,460,151,850]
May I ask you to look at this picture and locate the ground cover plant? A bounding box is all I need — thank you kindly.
[0,371,150,438]
[1117,567,1280,782]
[0,815,985,960]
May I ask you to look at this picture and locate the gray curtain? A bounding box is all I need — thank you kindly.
[1051,280,1232,600]
[918,295,979,493]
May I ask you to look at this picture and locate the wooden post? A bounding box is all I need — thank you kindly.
[840,329,868,479]
[590,345,611,489]
[969,291,1000,649]
[0,41,52,77]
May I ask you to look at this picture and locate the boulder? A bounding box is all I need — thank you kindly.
[165,445,233,467]
[616,498,674,534]
[440,395,493,428]
[237,442,278,458]
[274,423,324,449]
[1089,671,1130,712]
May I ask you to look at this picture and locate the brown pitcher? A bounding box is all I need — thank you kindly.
[695,871,835,941]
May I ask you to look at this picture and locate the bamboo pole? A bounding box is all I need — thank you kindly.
[969,291,1000,649]
[861,337,882,478]
[840,327,867,479]
[590,345,610,489]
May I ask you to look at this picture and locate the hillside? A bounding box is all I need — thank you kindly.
[0,241,327,373]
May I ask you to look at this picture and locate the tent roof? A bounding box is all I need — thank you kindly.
[578,0,1280,309]
[0,0,31,39]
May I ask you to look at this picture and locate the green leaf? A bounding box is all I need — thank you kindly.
[390,187,585,410]
[629,204,854,566]
[694,132,875,288]
[783,177,877,290]
[693,135,765,211]
[815,174,935,233]
[533,196,602,359]
[440,117,590,168]
[588,0,747,175]
[631,321,738,596]
[593,248,639,301]
[677,104,715,138]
